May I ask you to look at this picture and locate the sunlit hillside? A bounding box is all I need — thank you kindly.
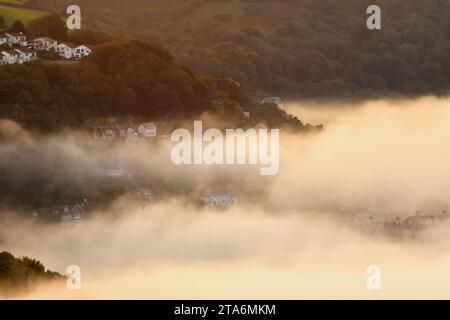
[32,0,450,97]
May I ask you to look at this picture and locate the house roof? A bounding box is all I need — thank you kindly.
[201,192,236,202]
[139,122,156,129]
[254,123,268,130]
[15,48,36,54]
[34,37,57,42]
[6,32,25,37]
[75,44,92,50]
[262,97,283,103]
[58,42,78,49]
[2,50,19,56]
[115,125,132,130]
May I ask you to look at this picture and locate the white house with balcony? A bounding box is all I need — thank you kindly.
[15,48,37,62]
[73,45,92,59]
[5,32,28,47]
[138,122,157,138]
[0,50,19,64]
[56,42,77,59]
[33,37,57,51]
[1,49,37,64]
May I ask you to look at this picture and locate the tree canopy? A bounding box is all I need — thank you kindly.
[0,251,62,296]
[32,0,449,98]
[0,40,305,131]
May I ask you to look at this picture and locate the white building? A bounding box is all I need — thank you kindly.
[94,125,116,140]
[0,52,9,65]
[15,48,37,62]
[0,50,20,64]
[200,192,237,207]
[1,34,93,63]
[56,42,77,59]
[0,34,10,46]
[0,49,37,65]
[262,97,284,108]
[1,51,12,64]
[33,37,57,51]
[138,122,157,138]
[73,45,92,59]
[126,127,140,142]
[5,32,28,47]
[61,204,84,224]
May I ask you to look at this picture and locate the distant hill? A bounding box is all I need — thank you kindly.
[31,0,450,98]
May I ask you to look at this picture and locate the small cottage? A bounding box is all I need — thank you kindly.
[138,122,157,138]
[33,37,57,51]
[73,45,92,59]
[200,191,237,207]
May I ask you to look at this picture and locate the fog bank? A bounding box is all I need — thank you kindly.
[2,96,450,299]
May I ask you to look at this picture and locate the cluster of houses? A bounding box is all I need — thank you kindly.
[353,211,450,239]
[93,120,269,143]
[55,41,92,60]
[33,199,89,225]
[0,32,92,65]
[0,47,37,65]
[199,191,238,207]
[93,122,171,142]
[31,189,237,225]
[1,32,36,64]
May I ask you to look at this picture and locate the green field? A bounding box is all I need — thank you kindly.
[1,0,26,4]
[0,4,48,26]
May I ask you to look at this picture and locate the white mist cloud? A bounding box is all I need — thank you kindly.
[2,96,450,299]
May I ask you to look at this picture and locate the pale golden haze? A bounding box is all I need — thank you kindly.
[2,96,450,299]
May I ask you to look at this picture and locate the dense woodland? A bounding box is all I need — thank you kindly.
[1,0,449,129]
[0,251,62,296]
[30,0,450,98]
[0,5,309,131]
[0,38,304,130]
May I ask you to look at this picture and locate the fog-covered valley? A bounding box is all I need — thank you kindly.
[2,96,450,299]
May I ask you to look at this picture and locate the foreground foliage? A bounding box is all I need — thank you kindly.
[0,251,62,295]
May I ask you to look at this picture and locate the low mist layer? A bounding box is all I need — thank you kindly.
[2,96,450,299]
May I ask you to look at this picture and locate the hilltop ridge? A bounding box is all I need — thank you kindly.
[29,0,450,98]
